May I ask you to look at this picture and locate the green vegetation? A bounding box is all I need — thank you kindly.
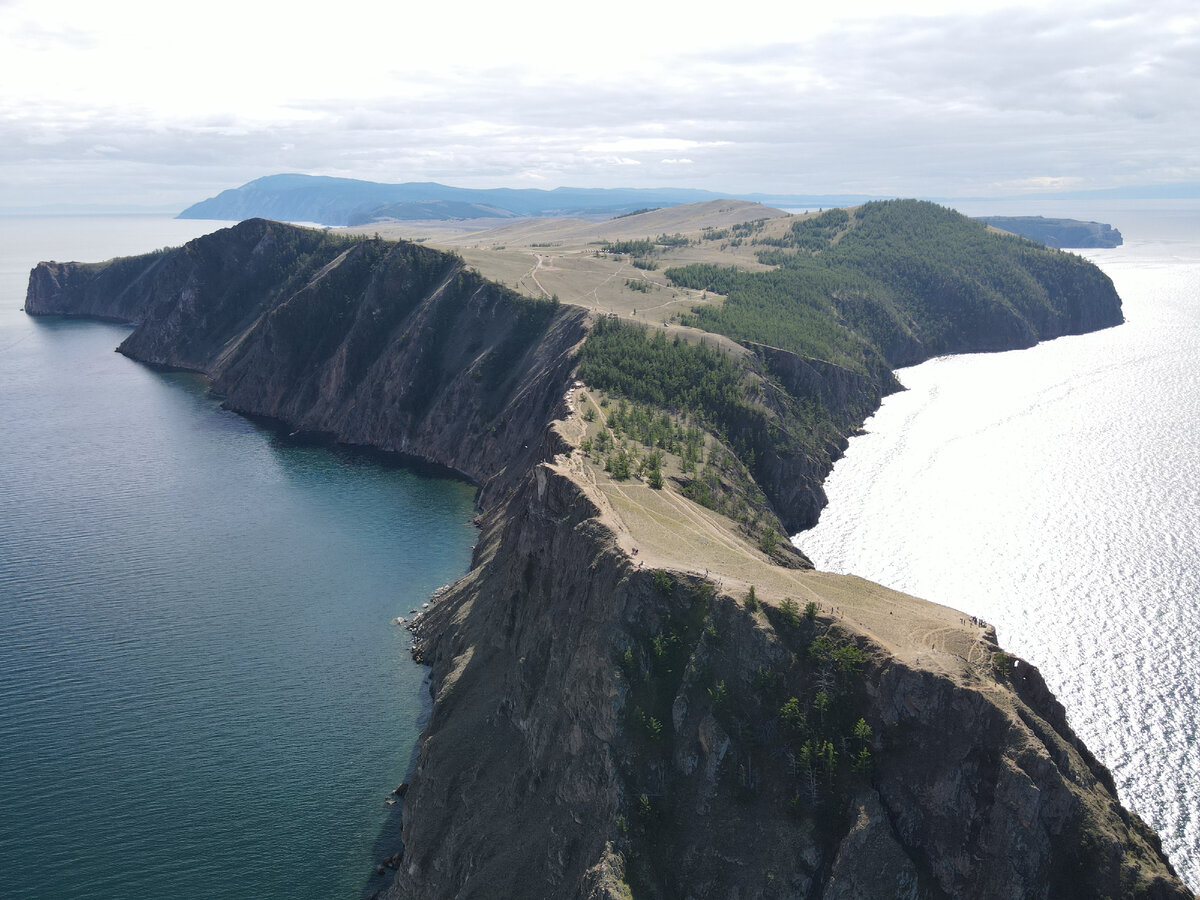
[615,207,661,219]
[779,597,800,627]
[579,201,1119,533]
[577,317,839,532]
[654,232,691,248]
[669,200,1119,367]
[579,322,747,422]
[744,586,758,611]
[615,570,887,896]
[604,239,656,257]
[992,651,1015,679]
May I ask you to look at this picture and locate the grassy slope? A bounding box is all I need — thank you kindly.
[573,200,1121,531]
[354,199,1121,535]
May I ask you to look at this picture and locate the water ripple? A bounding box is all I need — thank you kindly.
[800,232,1200,890]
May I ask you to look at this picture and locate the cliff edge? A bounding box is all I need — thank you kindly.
[25,216,1192,899]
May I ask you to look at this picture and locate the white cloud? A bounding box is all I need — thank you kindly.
[582,139,727,154]
[1,0,1198,208]
[988,176,1087,194]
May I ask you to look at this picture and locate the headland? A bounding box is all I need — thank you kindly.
[25,202,1192,898]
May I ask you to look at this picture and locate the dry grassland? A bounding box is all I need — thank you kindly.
[351,201,997,682]
[345,200,801,341]
[555,382,998,684]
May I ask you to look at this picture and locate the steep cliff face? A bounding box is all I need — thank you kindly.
[26,219,588,505]
[25,220,1193,899]
[976,216,1124,250]
[752,345,902,531]
[386,464,1190,900]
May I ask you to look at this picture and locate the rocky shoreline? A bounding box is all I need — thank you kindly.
[26,218,1193,898]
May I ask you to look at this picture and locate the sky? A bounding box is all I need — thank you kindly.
[1,0,1197,212]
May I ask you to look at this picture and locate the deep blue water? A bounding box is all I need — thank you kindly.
[0,217,478,899]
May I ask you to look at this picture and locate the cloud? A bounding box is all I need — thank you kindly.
[988,176,1087,194]
[2,0,1198,208]
[11,21,95,50]
[582,139,726,154]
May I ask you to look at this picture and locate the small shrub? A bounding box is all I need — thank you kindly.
[779,697,806,734]
[708,680,729,709]
[619,645,637,678]
[638,794,653,818]
[744,586,759,611]
[643,714,663,740]
[759,526,779,554]
[852,747,873,773]
[992,651,1014,679]
[780,597,800,627]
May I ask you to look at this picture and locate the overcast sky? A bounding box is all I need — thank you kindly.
[1,0,1197,211]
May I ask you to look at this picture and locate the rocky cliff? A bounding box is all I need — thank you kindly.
[27,219,588,507]
[25,219,1193,899]
[385,462,1191,900]
[976,216,1124,249]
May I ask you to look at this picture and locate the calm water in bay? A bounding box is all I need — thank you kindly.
[0,217,478,899]
[798,203,1200,890]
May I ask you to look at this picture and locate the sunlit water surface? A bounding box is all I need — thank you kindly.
[0,217,478,899]
[798,206,1200,890]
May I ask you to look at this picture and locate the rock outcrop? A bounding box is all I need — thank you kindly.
[384,463,1190,900]
[976,216,1124,249]
[25,219,1194,899]
[27,219,587,507]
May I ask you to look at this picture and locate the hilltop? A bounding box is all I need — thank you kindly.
[363,199,1122,533]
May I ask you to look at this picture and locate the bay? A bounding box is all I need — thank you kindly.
[0,217,478,899]
[798,203,1200,891]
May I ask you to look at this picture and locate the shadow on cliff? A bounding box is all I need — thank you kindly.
[361,669,436,899]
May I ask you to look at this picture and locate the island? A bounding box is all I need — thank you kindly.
[26,200,1192,899]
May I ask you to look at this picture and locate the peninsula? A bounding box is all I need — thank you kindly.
[26,201,1192,898]
[975,215,1124,248]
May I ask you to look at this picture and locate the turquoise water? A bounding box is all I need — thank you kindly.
[0,218,478,899]
[799,205,1200,890]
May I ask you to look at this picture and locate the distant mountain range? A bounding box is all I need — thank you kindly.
[176,174,875,225]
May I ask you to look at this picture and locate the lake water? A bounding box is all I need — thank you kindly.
[797,203,1200,891]
[4,207,1198,896]
[0,217,479,899]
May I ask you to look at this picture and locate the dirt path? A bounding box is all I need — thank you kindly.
[524,253,553,299]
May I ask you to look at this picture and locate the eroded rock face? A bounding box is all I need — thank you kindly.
[388,466,1192,900]
[25,219,1193,900]
[25,219,588,507]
